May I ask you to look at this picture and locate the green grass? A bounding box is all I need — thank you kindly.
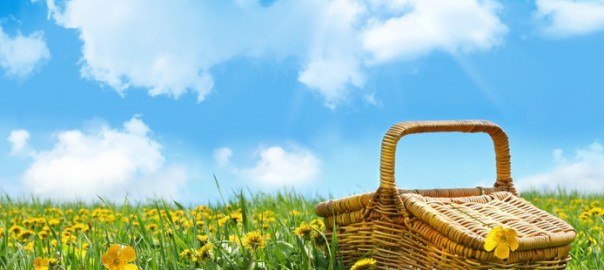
[0,190,601,269]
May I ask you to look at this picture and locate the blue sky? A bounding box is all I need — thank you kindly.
[1,0,603,203]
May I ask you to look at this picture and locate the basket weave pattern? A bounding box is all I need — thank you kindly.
[315,120,576,269]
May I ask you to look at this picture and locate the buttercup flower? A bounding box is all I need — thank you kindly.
[484,226,519,260]
[350,258,376,270]
[101,244,138,270]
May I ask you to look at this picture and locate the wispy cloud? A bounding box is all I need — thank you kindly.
[19,116,188,200]
[0,26,50,79]
[535,0,604,38]
[516,142,604,193]
[46,0,507,107]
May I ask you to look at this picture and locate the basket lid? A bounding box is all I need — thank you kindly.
[401,191,576,251]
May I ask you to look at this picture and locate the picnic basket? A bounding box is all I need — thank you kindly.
[315,120,576,269]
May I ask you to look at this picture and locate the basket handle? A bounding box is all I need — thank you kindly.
[379,120,515,193]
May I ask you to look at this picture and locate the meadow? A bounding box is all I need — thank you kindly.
[0,189,602,270]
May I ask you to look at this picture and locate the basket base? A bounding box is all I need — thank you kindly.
[325,222,571,270]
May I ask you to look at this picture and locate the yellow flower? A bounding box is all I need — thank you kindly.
[484,226,519,260]
[295,223,313,240]
[19,230,35,241]
[146,223,158,232]
[9,225,23,235]
[48,258,59,268]
[242,231,266,251]
[196,234,209,244]
[195,243,214,262]
[24,242,34,252]
[72,223,89,233]
[33,257,49,270]
[310,219,325,230]
[350,258,376,270]
[101,244,138,270]
[179,249,194,259]
[589,207,604,216]
[229,234,241,244]
[38,230,49,240]
[591,201,601,208]
[587,236,598,246]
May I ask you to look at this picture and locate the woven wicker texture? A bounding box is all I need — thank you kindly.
[315,120,576,269]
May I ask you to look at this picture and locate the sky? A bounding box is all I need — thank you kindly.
[0,0,603,204]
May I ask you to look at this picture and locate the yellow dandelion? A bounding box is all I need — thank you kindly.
[228,212,243,223]
[310,218,325,230]
[179,249,194,259]
[34,218,47,227]
[38,230,49,240]
[229,235,241,244]
[587,236,598,246]
[72,223,89,233]
[484,226,519,260]
[589,207,604,216]
[19,229,35,240]
[23,219,34,228]
[146,224,158,232]
[48,218,61,226]
[195,243,213,262]
[24,242,35,252]
[48,258,59,268]
[101,244,138,270]
[350,258,376,270]
[196,234,209,244]
[33,257,49,270]
[9,225,23,235]
[579,211,592,222]
[591,201,601,208]
[557,212,568,220]
[242,231,266,251]
[295,223,313,240]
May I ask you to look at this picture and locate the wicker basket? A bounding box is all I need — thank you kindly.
[315,120,576,269]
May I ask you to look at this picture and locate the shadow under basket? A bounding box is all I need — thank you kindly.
[315,120,576,269]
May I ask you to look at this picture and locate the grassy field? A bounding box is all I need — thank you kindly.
[0,190,602,270]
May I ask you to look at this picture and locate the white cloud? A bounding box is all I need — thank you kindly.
[46,0,506,107]
[244,146,320,186]
[516,142,604,193]
[535,0,604,37]
[21,116,187,200]
[214,145,320,187]
[362,0,507,63]
[7,129,31,155]
[0,26,50,78]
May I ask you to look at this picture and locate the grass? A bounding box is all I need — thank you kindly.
[0,190,602,269]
